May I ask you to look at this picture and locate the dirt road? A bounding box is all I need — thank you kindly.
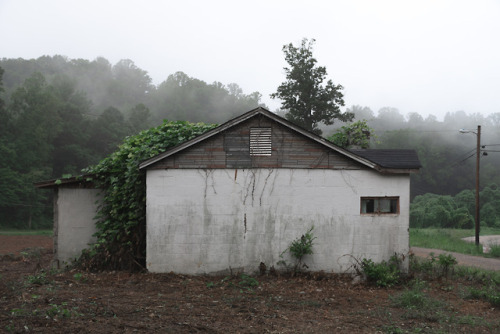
[411,247,500,271]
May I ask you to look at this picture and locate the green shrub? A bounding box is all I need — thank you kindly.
[436,253,457,278]
[360,255,401,287]
[279,226,316,273]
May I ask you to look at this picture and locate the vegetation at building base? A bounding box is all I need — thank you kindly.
[277,226,316,273]
[358,255,402,288]
[77,121,217,271]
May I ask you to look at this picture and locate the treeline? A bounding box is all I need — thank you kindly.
[328,106,500,229]
[410,183,500,229]
[0,56,264,228]
[1,56,499,230]
[0,56,263,124]
[326,106,500,200]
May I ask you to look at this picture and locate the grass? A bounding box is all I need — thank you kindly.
[410,227,500,257]
[0,229,52,236]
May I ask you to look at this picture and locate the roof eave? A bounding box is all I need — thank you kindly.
[376,167,421,174]
[34,174,96,189]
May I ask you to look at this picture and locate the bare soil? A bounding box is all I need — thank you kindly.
[1,236,499,333]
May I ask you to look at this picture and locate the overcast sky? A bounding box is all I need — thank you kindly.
[1,0,499,120]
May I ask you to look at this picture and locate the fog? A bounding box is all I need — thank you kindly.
[1,0,499,120]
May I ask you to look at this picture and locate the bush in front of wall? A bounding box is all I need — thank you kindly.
[360,255,402,287]
[278,226,316,273]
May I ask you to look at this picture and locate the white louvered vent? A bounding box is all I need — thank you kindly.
[250,127,272,156]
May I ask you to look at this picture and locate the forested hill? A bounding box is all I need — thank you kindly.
[0,56,264,125]
[0,56,264,228]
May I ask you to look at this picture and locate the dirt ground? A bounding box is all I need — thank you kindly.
[1,236,499,333]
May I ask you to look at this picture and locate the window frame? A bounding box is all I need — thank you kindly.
[360,196,400,215]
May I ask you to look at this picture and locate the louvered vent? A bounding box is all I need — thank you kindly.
[250,127,272,156]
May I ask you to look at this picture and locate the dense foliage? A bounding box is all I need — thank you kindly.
[271,38,353,135]
[0,57,262,229]
[410,183,500,229]
[81,121,217,270]
[328,120,374,149]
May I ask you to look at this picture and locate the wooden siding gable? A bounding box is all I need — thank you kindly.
[146,114,365,170]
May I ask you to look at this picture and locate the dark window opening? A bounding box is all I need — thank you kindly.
[361,197,399,214]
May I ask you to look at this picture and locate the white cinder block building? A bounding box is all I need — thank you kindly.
[35,178,101,266]
[139,108,420,274]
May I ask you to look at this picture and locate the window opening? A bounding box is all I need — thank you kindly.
[250,127,272,156]
[361,197,399,214]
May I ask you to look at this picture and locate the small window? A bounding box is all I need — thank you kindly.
[250,127,272,156]
[361,197,399,214]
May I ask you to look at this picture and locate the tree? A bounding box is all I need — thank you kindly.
[328,120,374,149]
[271,38,353,135]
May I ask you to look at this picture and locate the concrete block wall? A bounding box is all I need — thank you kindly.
[146,168,410,275]
[54,187,101,265]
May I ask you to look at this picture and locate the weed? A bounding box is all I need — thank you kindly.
[410,252,458,280]
[46,302,83,318]
[464,285,500,307]
[26,272,50,285]
[207,274,259,293]
[279,226,316,273]
[238,273,259,290]
[390,279,446,322]
[488,244,500,258]
[436,253,457,278]
[360,255,401,287]
[10,307,28,317]
[381,325,405,333]
[73,272,87,282]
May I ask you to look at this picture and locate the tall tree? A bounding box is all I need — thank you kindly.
[271,38,353,135]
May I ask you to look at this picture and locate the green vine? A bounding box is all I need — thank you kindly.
[79,120,217,271]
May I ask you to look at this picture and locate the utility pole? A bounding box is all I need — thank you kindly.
[459,125,481,246]
[475,125,481,246]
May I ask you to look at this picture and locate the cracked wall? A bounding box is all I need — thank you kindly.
[146,168,410,274]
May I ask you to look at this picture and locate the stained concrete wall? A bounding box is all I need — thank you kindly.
[54,187,101,265]
[146,168,410,274]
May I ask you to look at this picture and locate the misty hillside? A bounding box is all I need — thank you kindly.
[1,56,499,230]
[0,56,264,125]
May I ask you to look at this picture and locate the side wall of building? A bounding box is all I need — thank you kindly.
[146,168,410,274]
[54,187,101,265]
